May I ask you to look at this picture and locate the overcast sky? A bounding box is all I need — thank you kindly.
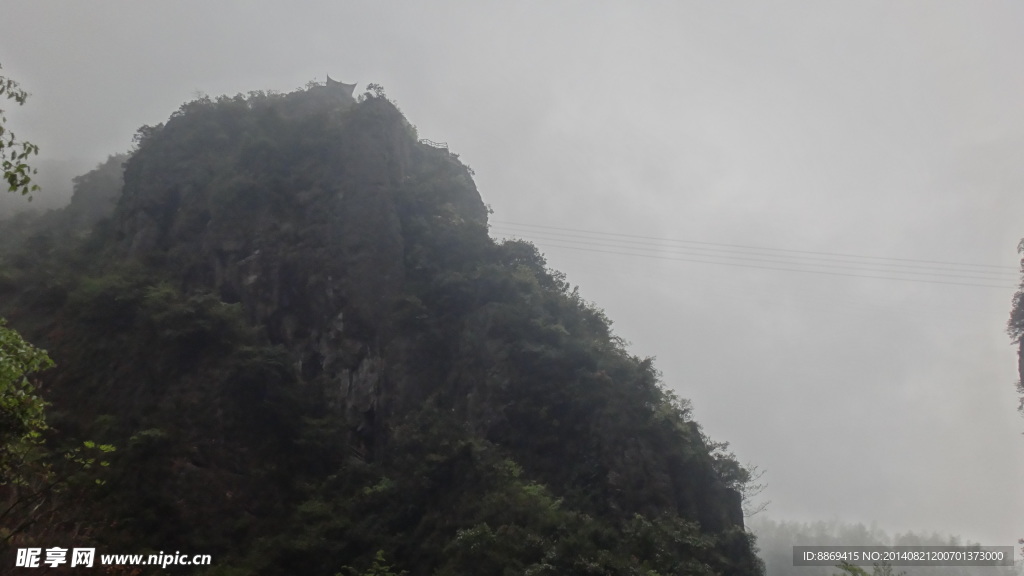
[2,1,1022,550]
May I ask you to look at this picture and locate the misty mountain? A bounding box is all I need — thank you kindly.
[0,156,93,217]
[1,83,761,575]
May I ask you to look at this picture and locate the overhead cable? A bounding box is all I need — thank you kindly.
[490,221,1019,290]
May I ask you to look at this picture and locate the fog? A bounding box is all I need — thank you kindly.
[2,1,1021,549]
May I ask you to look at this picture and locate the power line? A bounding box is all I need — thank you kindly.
[491,223,1018,279]
[492,220,1018,273]
[490,228,1014,283]
[489,222,1020,289]
[514,241,1013,288]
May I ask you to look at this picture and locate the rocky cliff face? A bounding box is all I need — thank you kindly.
[113,90,491,460]
[1,84,761,575]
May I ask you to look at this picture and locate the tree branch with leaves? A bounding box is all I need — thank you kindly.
[0,318,116,547]
[0,63,40,197]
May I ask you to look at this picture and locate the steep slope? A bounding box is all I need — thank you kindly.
[1,83,761,575]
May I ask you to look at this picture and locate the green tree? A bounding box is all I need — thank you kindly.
[1008,239,1024,417]
[0,318,116,546]
[0,316,54,544]
[0,64,50,487]
[0,317,51,485]
[0,63,40,196]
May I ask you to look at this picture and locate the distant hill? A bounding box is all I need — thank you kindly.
[749,517,1022,576]
[0,156,92,216]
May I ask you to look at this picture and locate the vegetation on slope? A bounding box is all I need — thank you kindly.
[0,82,761,575]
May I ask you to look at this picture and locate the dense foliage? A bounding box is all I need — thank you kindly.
[0,83,761,575]
[0,317,51,486]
